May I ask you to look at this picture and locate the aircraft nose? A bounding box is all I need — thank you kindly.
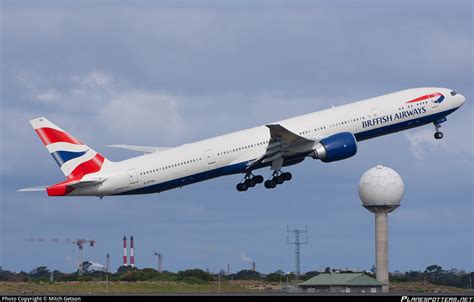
[457,94,466,107]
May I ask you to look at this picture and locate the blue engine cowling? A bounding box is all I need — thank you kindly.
[312,132,357,162]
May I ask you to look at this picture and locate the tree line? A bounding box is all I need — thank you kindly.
[390,265,473,289]
[0,264,471,289]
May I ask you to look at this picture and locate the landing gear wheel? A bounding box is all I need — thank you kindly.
[254,175,264,184]
[246,178,257,187]
[434,132,443,140]
[275,175,285,185]
[264,180,277,189]
[282,172,292,181]
[236,183,249,192]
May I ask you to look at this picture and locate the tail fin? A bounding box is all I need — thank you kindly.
[30,117,110,180]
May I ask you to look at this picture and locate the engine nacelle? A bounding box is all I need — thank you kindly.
[311,132,357,162]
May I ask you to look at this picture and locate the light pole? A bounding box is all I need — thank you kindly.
[469,275,472,290]
[105,253,110,294]
[329,270,332,293]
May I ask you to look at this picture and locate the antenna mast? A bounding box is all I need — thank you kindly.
[287,225,308,281]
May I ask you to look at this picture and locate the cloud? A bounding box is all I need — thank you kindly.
[33,70,117,112]
[26,70,187,142]
[3,2,471,96]
[74,70,113,89]
[404,121,473,161]
[100,90,185,141]
[404,128,443,160]
[35,89,62,102]
[240,252,253,263]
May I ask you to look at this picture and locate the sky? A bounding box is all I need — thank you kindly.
[0,0,472,275]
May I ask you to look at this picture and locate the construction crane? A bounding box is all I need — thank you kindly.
[73,239,96,275]
[153,251,163,273]
[25,237,96,275]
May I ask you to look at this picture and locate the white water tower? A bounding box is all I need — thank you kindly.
[359,165,404,293]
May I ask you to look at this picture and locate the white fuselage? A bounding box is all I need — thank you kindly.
[74,87,465,196]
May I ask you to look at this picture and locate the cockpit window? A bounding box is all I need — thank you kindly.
[450,91,457,96]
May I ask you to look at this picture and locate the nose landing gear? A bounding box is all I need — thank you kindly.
[433,121,444,140]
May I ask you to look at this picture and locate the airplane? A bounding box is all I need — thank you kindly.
[19,87,465,197]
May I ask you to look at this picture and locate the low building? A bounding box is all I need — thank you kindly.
[298,273,385,294]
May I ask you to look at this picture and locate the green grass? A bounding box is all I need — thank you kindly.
[0,281,259,295]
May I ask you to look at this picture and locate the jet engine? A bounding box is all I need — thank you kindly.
[311,132,357,162]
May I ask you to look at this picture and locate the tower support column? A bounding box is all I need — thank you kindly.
[375,211,389,293]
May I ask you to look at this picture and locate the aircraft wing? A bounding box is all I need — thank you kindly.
[247,124,317,170]
[265,124,314,146]
[107,144,170,154]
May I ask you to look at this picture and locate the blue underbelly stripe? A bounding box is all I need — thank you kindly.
[115,161,250,195]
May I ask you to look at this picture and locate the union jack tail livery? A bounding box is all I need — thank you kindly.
[27,117,110,196]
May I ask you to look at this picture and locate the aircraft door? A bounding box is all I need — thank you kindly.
[370,107,384,134]
[205,149,216,165]
[127,169,138,184]
[371,107,381,117]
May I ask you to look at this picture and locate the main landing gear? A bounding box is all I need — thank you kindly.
[236,171,292,191]
[236,173,264,192]
[264,171,292,189]
[433,122,444,140]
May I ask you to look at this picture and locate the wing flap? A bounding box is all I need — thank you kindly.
[247,124,316,171]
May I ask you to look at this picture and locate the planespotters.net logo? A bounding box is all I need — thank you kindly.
[402,297,473,302]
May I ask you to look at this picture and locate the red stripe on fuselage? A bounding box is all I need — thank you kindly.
[35,127,82,145]
[406,93,442,103]
[66,153,105,180]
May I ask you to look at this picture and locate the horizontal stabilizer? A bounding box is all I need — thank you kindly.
[107,144,169,153]
[66,179,106,188]
[17,186,47,192]
[18,179,106,195]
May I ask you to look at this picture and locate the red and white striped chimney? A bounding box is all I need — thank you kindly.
[123,236,128,266]
[130,236,135,267]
